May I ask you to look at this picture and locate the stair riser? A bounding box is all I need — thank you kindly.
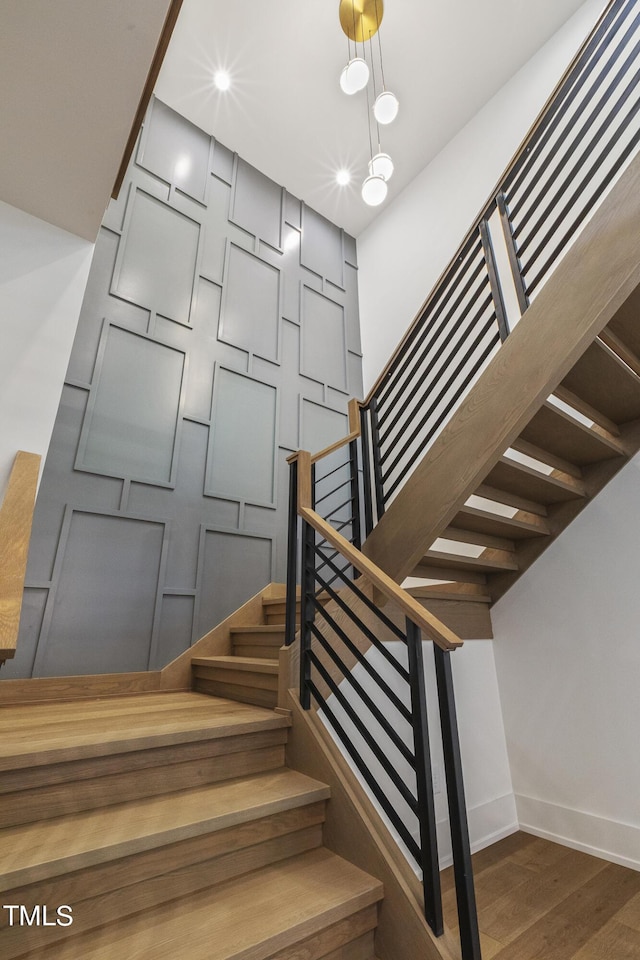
[268,906,378,960]
[0,729,288,796]
[264,612,299,626]
[194,678,277,709]
[0,745,285,827]
[230,629,286,645]
[1,822,325,960]
[232,642,281,660]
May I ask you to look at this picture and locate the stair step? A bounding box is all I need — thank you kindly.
[30,847,382,960]
[231,625,285,660]
[413,549,518,578]
[482,456,586,506]
[517,400,626,466]
[0,695,289,827]
[451,504,552,541]
[0,768,329,894]
[193,657,279,709]
[0,692,288,771]
[261,595,300,626]
[560,338,640,426]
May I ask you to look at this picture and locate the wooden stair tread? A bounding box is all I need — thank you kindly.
[0,694,288,771]
[483,456,586,505]
[560,338,640,425]
[415,549,518,575]
[518,401,626,466]
[450,504,551,540]
[0,768,329,893]
[38,847,383,960]
[192,656,279,674]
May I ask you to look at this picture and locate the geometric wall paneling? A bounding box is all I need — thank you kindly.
[184,278,223,422]
[154,594,195,669]
[219,242,281,363]
[300,204,344,290]
[196,527,274,638]
[32,509,167,677]
[16,97,363,678]
[112,188,200,326]
[344,262,362,354]
[300,285,348,393]
[200,177,233,284]
[300,398,349,451]
[206,366,278,508]
[230,157,283,251]
[137,98,211,204]
[348,350,365,401]
[281,228,302,324]
[211,140,235,186]
[343,232,358,268]
[76,324,186,486]
[285,192,302,230]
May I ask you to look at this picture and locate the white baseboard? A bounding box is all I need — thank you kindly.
[435,792,519,869]
[515,793,640,872]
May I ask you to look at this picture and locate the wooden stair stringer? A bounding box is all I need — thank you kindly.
[362,150,640,589]
[285,690,459,960]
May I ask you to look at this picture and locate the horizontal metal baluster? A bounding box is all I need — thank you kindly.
[309,683,422,864]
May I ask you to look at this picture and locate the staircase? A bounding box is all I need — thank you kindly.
[0,690,383,959]
[191,592,293,709]
[403,299,640,634]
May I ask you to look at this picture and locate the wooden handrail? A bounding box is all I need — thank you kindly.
[0,452,41,665]
[299,505,462,652]
[287,398,362,467]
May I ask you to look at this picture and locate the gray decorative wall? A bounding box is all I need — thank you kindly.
[6,98,362,679]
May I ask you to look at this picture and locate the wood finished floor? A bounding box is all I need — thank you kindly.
[442,832,640,959]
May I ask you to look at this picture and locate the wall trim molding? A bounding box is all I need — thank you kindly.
[515,793,640,872]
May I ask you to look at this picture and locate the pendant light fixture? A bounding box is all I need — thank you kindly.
[338,0,399,207]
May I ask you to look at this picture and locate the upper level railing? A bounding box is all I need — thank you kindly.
[0,452,41,667]
[358,0,640,522]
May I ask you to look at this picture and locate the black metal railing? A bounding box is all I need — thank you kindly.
[356,0,640,520]
[297,509,481,960]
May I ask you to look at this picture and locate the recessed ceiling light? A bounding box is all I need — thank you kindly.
[336,169,351,186]
[213,70,231,91]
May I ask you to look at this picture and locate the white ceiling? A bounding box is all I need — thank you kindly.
[156,0,593,237]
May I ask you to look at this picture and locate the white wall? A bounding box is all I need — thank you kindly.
[492,453,640,870]
[323,637,517,869]
[0,201,94,498]
[357,0,605,391]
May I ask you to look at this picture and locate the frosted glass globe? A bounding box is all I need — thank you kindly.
[368,152,394,181]
[339,58,370,95]
[373,90,399,124]
[361,174,388,206]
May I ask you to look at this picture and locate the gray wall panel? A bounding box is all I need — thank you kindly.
[301,287,347,392]
[139,98,210,203]
[231,158,282,250]
[197,529,273,634]
[77,325,185,485]
[113,189,200,326]
[301,206,344,288]
[206,367,277,506]
[33,511,165,677]
[155,595,195,668]
[219,244,280,362]
[12,97,362,679]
